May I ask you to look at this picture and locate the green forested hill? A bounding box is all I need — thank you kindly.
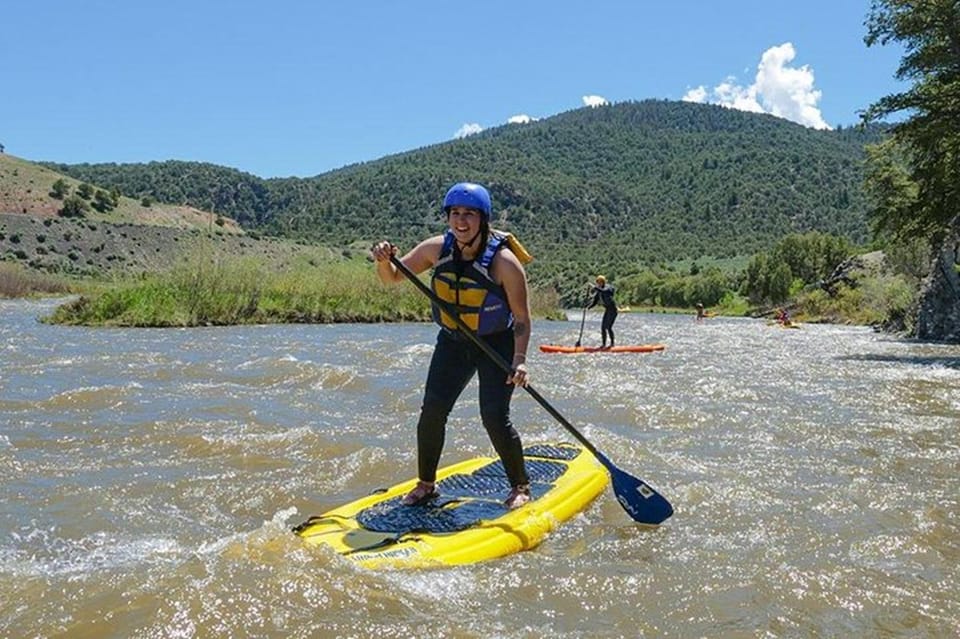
[43,99,885,300]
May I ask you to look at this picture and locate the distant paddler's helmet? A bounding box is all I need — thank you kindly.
[443,182,492,222]
[596,275,606,286]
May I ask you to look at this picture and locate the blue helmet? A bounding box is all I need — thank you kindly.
[443,182,492,221]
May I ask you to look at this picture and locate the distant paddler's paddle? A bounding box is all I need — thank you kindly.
[389,254,673,525]
[574,302,588,348]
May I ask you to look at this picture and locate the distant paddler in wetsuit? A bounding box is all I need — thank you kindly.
[587,275,618,349]
[371,182,535,510]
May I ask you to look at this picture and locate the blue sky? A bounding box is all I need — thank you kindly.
[2,1,905,178]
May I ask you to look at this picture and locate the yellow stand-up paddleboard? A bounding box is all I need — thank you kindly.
[293,443,609,569]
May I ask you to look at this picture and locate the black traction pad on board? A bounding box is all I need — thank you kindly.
[355,444,582,534]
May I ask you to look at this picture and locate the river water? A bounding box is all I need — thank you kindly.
[1,298,958,638]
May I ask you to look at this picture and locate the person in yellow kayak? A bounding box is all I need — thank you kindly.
[775,307,791,325]
[371,182,534,510]
[587,275,618,349]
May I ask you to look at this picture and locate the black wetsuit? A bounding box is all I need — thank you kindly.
[589,284,618,347]
[415,329,528,488]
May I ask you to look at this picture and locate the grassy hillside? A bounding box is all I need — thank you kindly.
[0,152,243,232]
[0,211,349,279]
[0,152,352,280]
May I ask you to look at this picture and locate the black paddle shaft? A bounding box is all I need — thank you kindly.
[388,255,600,451]
[575,302,588,348]
[387,254,674,525]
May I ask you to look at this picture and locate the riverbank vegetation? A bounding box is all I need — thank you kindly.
[42,252,566,327]
[0,261,74,298]
[44,256,422,326]
[31,226,918,328]
[606,230,919,326]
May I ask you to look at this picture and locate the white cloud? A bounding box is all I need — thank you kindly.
[507,114,535,124]
[582,95,609,108]
[686,43,831,130]
[754,43,830,129]
[454,123,483,139]
[682,86,708,103]
[714,78,764,114]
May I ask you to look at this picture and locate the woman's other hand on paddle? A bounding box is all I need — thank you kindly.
[509,361,529,387]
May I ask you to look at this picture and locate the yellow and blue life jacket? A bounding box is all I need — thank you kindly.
[431,230,515,335]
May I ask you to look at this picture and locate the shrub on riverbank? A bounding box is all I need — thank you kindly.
[793,272,916,328]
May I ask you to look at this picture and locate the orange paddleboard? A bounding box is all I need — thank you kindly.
[539,344,666,354]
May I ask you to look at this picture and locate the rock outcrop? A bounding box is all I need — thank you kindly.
[915,214,960,343]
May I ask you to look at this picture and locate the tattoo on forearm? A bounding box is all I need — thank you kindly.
[513,321,529,338]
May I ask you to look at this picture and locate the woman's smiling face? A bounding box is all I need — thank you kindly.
[447,205,483,243]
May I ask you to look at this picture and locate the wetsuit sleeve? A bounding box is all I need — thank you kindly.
[587,288,599,308]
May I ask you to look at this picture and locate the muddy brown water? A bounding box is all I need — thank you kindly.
[2,299,958,637]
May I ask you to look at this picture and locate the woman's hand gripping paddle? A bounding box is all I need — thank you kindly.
[389,255,674,525]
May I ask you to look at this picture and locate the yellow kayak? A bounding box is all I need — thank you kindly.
[293,443,609,569]
[767,320,801,329]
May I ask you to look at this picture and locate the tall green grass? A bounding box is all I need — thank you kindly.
[528,285,567,321]
[43,252,564,327]
[0,261,74,298]
[44,255,428,326]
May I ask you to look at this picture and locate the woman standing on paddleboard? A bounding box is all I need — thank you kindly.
[587,275,618,349]
[371,182,534,510]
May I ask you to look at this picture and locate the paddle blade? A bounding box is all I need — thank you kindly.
[596,452,673,525]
